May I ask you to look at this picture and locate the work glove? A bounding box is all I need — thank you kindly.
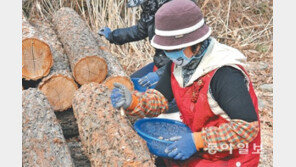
[165,133,197,160]
[110,83,132,109]
[138,72,159,88]
[98,27,111,40]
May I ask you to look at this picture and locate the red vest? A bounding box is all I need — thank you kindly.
[165,64,261,167]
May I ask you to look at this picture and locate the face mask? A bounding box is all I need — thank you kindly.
[127,0,147,7]
[164,48,193,67]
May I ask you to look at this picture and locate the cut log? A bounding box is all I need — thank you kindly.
[55,109,79,139]
[22,88,74,167]
[66,137,91,167]
[38,71,78,111]
[29,18,78,111]
[52,8,108,85]
[22,13,53,80]
[72,83,155,167]
[92,33,134,91]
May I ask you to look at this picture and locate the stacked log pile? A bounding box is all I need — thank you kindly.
[30,19,78,111]
[22,8,155,167]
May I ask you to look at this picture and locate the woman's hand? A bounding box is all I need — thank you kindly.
[110,83,132,109]
[165,133,198,160]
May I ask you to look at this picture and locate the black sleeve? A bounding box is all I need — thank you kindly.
[210,66,258,122]
[155,65,166,77]
[108,20,148,45]
[155,61,174,102]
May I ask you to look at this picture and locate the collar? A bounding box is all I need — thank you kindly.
[182,38,211,70]
[173,37,247,88]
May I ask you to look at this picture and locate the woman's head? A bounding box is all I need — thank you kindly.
[151,0,211,51]
[150,0,210,66]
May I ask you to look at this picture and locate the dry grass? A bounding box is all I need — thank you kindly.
[23,0,273,74]
[23,0,154,75]
[23,0,273,166]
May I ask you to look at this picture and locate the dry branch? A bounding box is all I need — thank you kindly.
[22,13,53,80]
[29,18,78,111]
[22,88,74,167]
[52,7,108,85]
[72,83,155,167]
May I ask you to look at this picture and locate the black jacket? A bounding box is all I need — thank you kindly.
[108,0,171,68]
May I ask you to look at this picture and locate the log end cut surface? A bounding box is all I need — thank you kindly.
[74,56,107,85]
[104,76,134,91]
[22,38,53,80]
[39,75,78,111]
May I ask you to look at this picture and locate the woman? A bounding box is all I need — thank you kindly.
[110,0,261,166]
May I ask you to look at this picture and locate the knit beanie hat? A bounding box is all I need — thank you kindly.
[151,0,211,50]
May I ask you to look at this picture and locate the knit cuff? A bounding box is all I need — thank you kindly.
[192,132,205,151]
[126,94,139,111]
[128,89,168,118]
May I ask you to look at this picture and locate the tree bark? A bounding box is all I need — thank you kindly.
[22,13,53,81]
[72,83,155,167]
[52,8,108,85]
[91,32,134,91]
[29,18,78,111]
[22,88,74,167]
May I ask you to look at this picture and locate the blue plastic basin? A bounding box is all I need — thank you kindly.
[134,118,192,157]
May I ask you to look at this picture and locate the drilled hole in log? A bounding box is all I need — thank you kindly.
[74,56,107,85]
[39,75,78,111]
[104,76,134,91]
[22,38,52,80]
